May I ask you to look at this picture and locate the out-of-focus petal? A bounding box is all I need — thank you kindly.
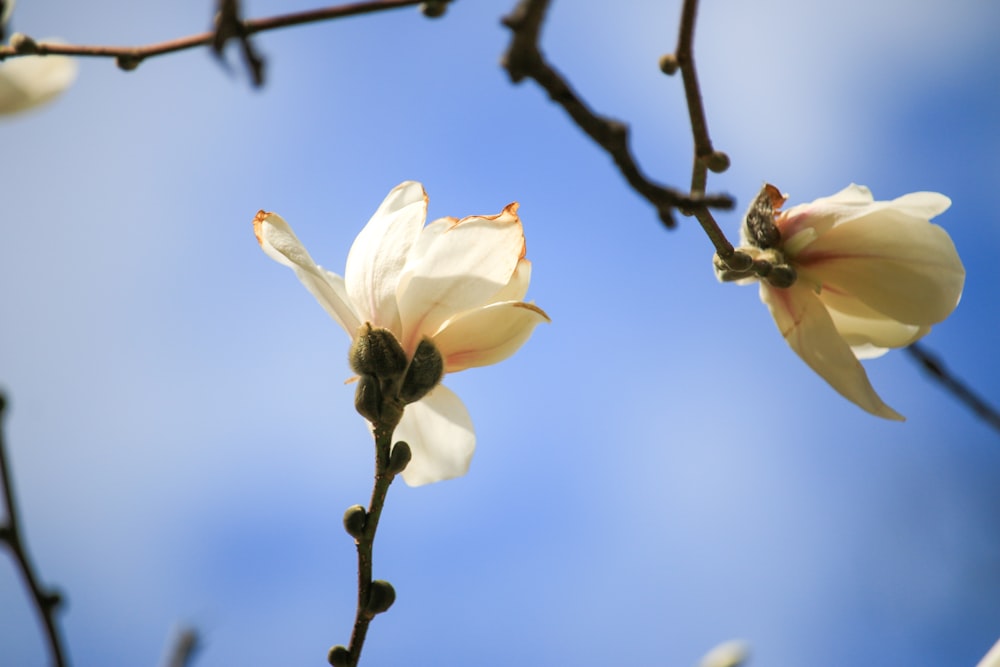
[0,50,77,115]
[1,0,15,26]
[819,287,928,357]
[397,202,525,353]
[344,181,427,333]
[394,385,475,486]
[976,638,1000,667]
[760,282,904,421]
[796,209,964,324]
[434,301,550,373]
[254,211,360,335]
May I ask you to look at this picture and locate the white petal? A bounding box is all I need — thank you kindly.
[344,181,427,334]
[394,385,475,486]
[796,207,964,324]
[396,202,525,353]
[976,639,1000,667]
[1,0,14,26]
[0,50,77,115]
[760,283,903,421]
[434,301,550,373]
[253,211,360,335]
[818,287,928,357]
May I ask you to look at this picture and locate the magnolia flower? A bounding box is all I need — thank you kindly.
[977,638,1000,667]
[716,183,964,420]
[0,42,77,115]
[255,181,549,486]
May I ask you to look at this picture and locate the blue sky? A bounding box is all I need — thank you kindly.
[2,1,999,666]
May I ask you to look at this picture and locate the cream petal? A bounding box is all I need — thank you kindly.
[396,203,525,353]
[394,385,475,486]
[344,181,427,334]
[434,301,550,373]
[0,50,77,115]
[254,211,361,335]
[976,639,1000,667]
[488,258,532,304]
[818,288,929,357]
[796,209,964,325]
[760,283,904,421]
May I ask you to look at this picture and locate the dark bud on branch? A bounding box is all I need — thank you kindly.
[658,53,679,75]
[399,337,443,404]
[365,580,396,616]
[342,505,367,540]
[328,645,351,667]
[386,441,412,476]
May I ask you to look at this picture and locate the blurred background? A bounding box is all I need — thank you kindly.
[1,0,999,665]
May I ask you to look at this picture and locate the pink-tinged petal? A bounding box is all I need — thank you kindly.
[0,50,77,115]
[795,209,964,325]
[396,203,525,353]
[434,301,550,373]
[344,181,427,333]
[394,385,475,486]
[254,211,360,335]
[818,288,928,358]
[760,282,904,421]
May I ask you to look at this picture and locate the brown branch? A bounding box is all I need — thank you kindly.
[905,342,1000,435]
[500,0,734,229]
[0,0,445,76]
[0,392,69,667]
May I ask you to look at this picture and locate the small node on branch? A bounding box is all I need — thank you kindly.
[116,54,143,71]
[658,53,679,75]
[41,590,63,611]
[9,33,38,54]
[386,441,412,476]
[722,250,753,272]
[420,1,448,18]
[343,505,367,540]
[705,150,731,173]
[364,580,396,616]
[328,645,351,667]
[765,264,797,288]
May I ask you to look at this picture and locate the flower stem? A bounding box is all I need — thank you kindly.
[343,420,398,667]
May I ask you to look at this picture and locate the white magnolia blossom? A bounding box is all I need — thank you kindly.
[721,184,964,420]
[255,181,549,486]
[0,43,77,115]
[977,638,1000,667]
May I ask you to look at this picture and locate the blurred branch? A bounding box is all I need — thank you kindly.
[0,0,450,84]
[160,627,200,667]
[905,342,1000,434]
[0,392,69,667]
[500,0,734,229]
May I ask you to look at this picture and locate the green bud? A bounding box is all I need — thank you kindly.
[342,505,367,540]
[386,441,412,476]
[354,374,383,423]
[705,150,731,173]
[350,324,407,381]
[328,645,351,667]
[365,580,397,616]
[399,337,444,404]
[420,1,448,17]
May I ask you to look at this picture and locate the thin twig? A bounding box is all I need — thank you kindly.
[500,0,733,229]
[0,393,69,667]
[160,627,200,667]
[0,0,439,73]
[905,342,1000,434]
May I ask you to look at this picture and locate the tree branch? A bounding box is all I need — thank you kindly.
[0,393,69,667]
[500,0,733,229]
[0,0,447,81]
[905,342,1000,435]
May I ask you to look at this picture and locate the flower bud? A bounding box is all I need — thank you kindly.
[353,374,382,423]
[364,580,396,616]
[658,53,679,75]
[420,1,448,17]
[327,645,351,667]
[342,505,367,540]
[743,184,781,249]
[765,264,797,288]
[705,150,731,173]
[350,324,407,381]
[399,337,443,404]
[386,441,412,476]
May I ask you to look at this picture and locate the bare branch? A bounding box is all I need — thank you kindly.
[905,342,1000,435]
[0,393,69,667]
[501,0,734,229]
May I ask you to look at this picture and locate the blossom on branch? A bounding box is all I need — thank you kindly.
[0,36,76,115]
[255,181,549,485]
[716,183,964,420]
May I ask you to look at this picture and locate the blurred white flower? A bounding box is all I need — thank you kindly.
[255,181,549,486]
[719,183,964,420]
[698,639,750,667]
[0,40,77,115]
[977,639,1000,667]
